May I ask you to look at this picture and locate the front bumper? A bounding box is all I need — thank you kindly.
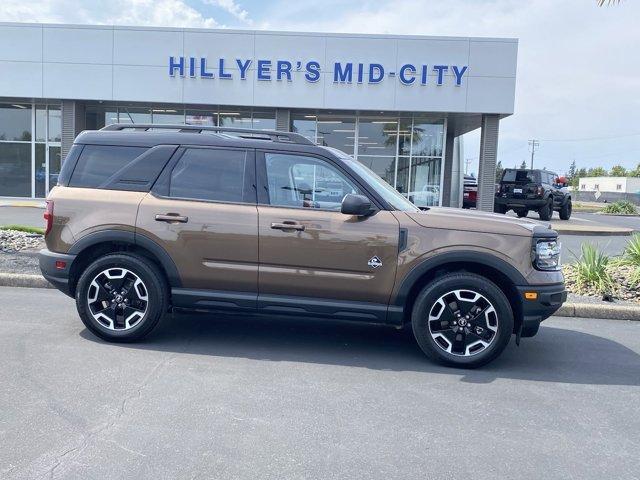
[39,248,76,297]
[516,283,567,337]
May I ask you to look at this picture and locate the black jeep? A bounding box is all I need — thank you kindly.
[494,169,571,221]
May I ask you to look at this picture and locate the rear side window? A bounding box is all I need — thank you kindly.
[169,148,247,202]
[69,145,148,188]
[502,170,539,183]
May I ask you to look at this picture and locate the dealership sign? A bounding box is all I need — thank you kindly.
[169,57,468,86]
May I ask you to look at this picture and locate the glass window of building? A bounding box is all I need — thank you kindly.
[219,109,252,127]
[85,106,118,130]
[252,111,276,130]
[36,105,47,142]
[357,118,398,156]
[48,107,61,142]
[411,118,444,157]
[118,107,151,124]
[35,143,47,198]
[0,104,31,141]
[357,156,396,188]
[398,118,412,156]
[407,157,442,207]
[186,109,217,126]
[151,108,185,124]
[316,115,356,155]
[291,114,317,142]
[0,142,31,197]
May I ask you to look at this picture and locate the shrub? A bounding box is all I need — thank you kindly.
[601,201,638,215]
[0,225,44,235]
[574,243,614,294]
[622,233,640,267]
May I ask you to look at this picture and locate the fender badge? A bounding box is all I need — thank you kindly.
[368,256,383,268]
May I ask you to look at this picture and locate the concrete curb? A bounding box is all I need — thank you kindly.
[0,273,53,289]
[551,226,633,236]
[556,303,640,321]
[1,272,639,321]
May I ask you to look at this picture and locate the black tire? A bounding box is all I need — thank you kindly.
[493,203,507,214]
[515,208,528,218]
[75,253,168,342]
[411,273,514,368]
[538,198,553,221]
[559,199,572,220]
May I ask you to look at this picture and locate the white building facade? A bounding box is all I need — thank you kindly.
[578,177,640,194]
[0,22,518,210]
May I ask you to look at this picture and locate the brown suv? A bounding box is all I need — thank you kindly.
[40,124,566,368]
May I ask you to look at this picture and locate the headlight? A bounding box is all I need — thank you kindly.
[533,238,561,271]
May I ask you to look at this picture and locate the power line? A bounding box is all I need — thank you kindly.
[528,139,539,169]
[538,132,640,142]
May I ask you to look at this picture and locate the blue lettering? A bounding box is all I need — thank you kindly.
[200,58,214,78]
[257,60,271,80]
[399,64,416,85]
[169,56,184,77]
[277,60,292,81]
[421,65,428,85]
[357,63,364,83]
[433,65,448,85]
[334,62,353,83]
[305,61,320,82]
[219,58,232,79]
[452,65,468,86]
[189,57,196,78]
[368,63,384,84]
[236,59,251,80]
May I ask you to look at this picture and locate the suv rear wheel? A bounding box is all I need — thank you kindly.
[559,199,572,220]
[75,253,168,342]
[494,204,507,214]
[538,198,553,221]
[411,273,513,368]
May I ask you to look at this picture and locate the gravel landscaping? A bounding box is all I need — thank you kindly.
[0,229,44,275]
[563,263,640,305]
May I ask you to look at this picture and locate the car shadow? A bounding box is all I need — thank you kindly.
[79,312,640,387]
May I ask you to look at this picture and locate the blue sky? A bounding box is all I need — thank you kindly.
[2,0,639,176]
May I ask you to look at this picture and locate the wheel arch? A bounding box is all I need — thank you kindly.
[67,229,181,297]
[393,252,525,333]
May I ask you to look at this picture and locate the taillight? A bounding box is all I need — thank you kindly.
[536,186,544,196]
[44,200,54,236]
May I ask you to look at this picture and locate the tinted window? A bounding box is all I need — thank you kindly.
[265,153,359,210]
[69,145,147,188]
[170,148,246,202]
[502,169,539,184]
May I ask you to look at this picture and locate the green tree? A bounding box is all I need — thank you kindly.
[576,167,588,178]
[629,163,640,177]
[609,165,627,177]
[567,160,577,180]
[587,167,607,177]
[520,160,527,169]
[495,160,504,182]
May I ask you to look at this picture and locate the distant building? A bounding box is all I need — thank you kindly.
[578,177,640,194]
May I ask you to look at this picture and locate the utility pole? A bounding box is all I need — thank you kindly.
[464,158,473,175]
[528,139,539,169]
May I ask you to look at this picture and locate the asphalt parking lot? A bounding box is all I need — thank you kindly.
[1,287,638,479]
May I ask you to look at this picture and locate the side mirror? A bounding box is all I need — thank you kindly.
[341,194,373,216]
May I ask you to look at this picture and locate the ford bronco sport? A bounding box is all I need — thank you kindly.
[40,124,566,368]
[494,168,572,221]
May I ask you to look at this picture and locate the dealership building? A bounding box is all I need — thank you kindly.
[0,22,517,210]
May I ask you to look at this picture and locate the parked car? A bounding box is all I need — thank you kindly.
[40,124,566,368]
[494,168,572,220]
[463,175,477,209]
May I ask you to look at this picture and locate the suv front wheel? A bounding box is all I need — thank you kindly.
[75,253,168,342]
[538,198,553,221]
[411,273,514,368]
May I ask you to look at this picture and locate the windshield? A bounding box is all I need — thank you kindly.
[322,147,419,212]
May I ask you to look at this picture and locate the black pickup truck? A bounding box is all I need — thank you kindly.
[494,169,572,221]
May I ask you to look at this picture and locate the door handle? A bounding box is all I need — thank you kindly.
[271,222,305,231]
[155,213,189,223]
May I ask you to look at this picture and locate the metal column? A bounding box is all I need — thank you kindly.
[61,100,86,160]
[476,114,500,212]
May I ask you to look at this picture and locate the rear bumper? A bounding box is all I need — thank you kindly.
[516,283,567,336]
[495,196,547,209]
[39,248,76,297]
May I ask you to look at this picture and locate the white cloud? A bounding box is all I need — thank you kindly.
[0,0,221,28]
[203,0,251,23]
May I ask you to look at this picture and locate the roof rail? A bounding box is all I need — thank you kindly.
[100,123,315,146]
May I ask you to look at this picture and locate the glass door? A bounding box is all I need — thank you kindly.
[35,105,62,198]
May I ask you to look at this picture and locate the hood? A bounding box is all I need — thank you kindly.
[404,207,553,237]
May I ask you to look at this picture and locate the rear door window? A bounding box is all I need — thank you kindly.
[69,145,148,188]
[502,170,538,184]
[169,147,248,203]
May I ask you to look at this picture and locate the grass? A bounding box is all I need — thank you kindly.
[573,243,614,294]
[0,225,45,235]
[600,200,638,215]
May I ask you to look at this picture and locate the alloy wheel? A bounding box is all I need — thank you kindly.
[87,268,149,331]
[427,289,498,356]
